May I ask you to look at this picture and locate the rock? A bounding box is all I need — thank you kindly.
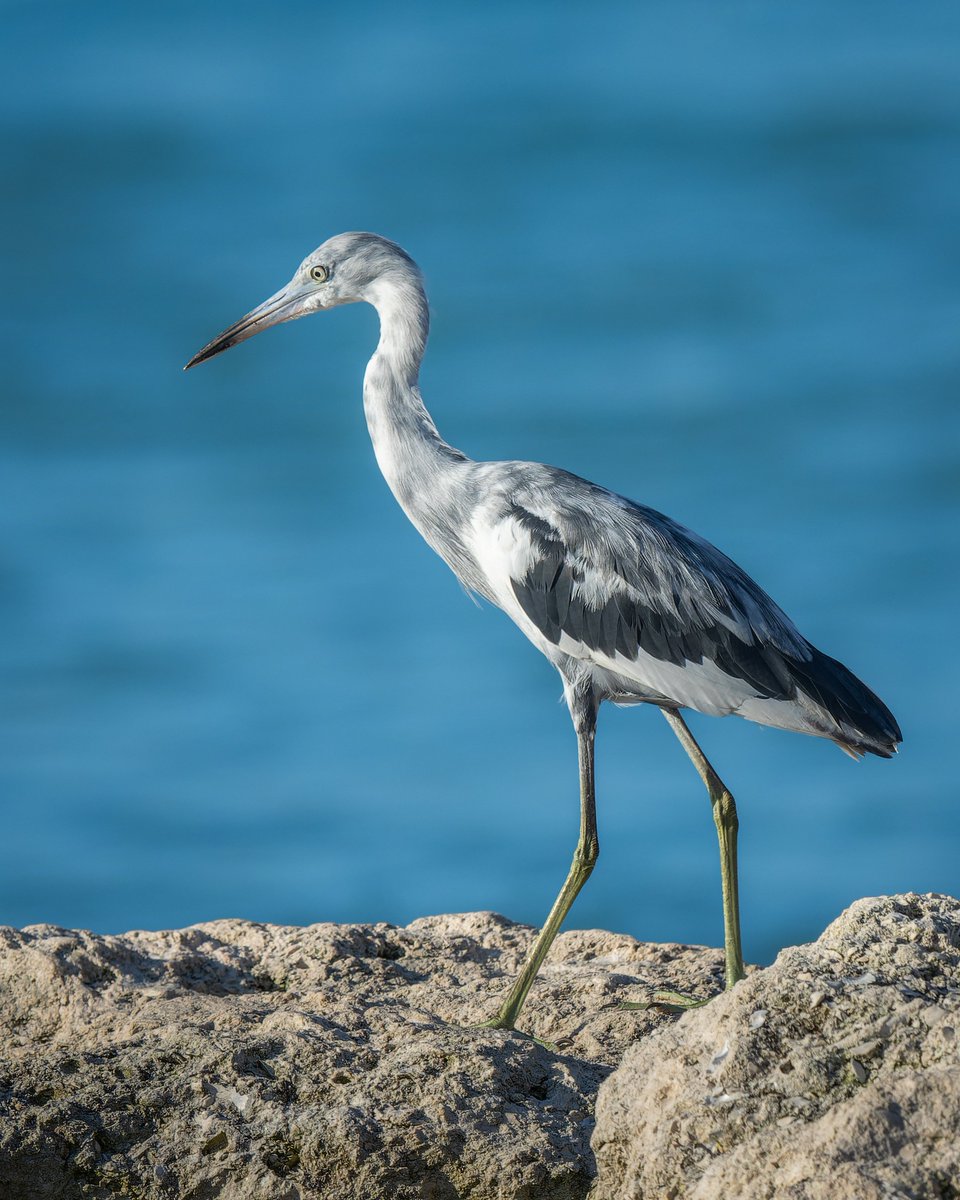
[0,911,721,1199]
[3,896,957,1199]
[592,893,960,1200]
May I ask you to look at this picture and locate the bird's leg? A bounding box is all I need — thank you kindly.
[483,693,598,1032]
[651,708,745,1009]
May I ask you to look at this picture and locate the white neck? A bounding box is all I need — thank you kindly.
[365,274,430,392]
[362,275,467,510]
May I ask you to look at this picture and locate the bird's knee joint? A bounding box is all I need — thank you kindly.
[713,790,738,831]
[575,837,599,871]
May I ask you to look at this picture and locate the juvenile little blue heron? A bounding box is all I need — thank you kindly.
[186,232,901,1028]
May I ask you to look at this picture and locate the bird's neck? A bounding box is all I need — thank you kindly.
[362,276,468,525]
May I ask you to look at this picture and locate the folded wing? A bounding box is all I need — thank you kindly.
[471,465,900,758]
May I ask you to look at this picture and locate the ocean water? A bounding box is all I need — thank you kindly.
[1,1,958,965]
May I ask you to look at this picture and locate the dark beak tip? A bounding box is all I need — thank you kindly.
[183,285,304,375]
[183,345,219,371]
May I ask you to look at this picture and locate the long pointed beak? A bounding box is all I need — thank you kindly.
[184,280,316,370]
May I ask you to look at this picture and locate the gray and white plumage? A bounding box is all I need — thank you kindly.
[466,469,899,757]
[187,231,902,1024]
[187,231,900,761]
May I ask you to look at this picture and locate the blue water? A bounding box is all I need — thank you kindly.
[2,2,958,964]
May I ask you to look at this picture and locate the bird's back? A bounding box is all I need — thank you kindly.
[456,461,900,759]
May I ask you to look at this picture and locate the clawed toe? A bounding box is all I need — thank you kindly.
[621,988,713,1013]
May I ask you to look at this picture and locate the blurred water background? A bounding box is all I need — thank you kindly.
[1,2,958,964]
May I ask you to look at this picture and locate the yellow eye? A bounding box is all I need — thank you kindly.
[310,264,329,283]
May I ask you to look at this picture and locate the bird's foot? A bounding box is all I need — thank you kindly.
[474,1015,514,1032]
[621,988,713,1013]
[623,961,745,1012]
[472,1017,558,1052]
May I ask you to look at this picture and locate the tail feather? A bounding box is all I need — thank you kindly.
[788,645,902,759]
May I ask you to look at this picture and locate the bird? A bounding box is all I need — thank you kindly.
[185,232,901,1027]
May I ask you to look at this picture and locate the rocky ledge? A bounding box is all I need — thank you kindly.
[0,895,956,1199]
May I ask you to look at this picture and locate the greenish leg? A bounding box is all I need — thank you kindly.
[653,709,745,1009]
[483,706,598,1031]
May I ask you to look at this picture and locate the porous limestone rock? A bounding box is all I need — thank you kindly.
[2,895,957,1199]
[592,893,960,1200]
[0,910,720,1199]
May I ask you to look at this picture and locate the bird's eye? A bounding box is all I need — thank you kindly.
[310,264,329,283]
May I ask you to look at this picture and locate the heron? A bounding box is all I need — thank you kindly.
[185,232,901,1027]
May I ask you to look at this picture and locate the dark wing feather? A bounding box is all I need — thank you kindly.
[504,489,794,695]
[498,468,900,757]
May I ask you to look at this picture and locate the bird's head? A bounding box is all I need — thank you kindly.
[184,232,422,369]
